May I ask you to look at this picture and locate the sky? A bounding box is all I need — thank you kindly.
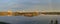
[0,0,60,12]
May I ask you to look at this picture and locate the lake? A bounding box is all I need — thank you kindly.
[0,15,59,24]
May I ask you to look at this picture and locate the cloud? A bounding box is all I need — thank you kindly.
[0,0,60,12]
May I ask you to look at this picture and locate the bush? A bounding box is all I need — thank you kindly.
[0,22,10,24]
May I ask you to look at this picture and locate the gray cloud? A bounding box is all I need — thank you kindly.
[0,0,60,12]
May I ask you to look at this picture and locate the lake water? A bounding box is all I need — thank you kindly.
[0,15,60,24]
